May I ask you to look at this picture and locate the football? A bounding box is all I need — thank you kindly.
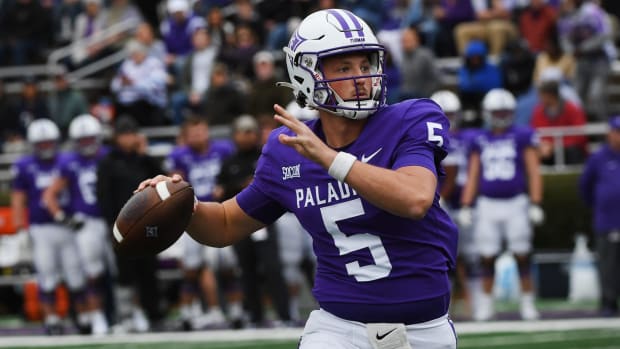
[113,180,195,256]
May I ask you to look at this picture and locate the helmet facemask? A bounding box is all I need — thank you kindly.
[33,140,58,160]
[74,136,101,157]
[316,49,387,119]
[485,109,514,130]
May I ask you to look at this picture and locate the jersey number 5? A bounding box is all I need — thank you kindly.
[427,122,444,147]
[320,199,392,282]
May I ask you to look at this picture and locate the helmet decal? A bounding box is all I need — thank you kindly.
[327,9,365,40]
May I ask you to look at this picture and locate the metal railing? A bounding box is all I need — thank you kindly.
[536,122,608,172]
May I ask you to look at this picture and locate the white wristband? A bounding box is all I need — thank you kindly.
[328,151,357,182]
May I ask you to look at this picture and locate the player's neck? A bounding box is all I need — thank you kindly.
[319,112,367,149]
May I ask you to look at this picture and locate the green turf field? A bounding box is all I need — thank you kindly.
[2,328,620,349]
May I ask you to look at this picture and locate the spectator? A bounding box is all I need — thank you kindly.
[225,0,263,44]
[203,63,246,126]
[53,0,84,46]
[256,0,291,51]
[518,0,557,53]
[432,0,477,57]
[399,0,439,51]
[160,0,207,75]
[204,6,234,49]
[96,116,163,332]
[0,0,51,65]
[0,80,21,150]
[579,115,620,317]
[15,76,50,128]
[560,0,616,121]
[216,115,292,327]
[110,40,168,126]
[217,23,261,81]
[530,79,588,165]
[134,22,166,62]
[532,32,576,84]
[246,50,292,118]
[102,0,144,51]
[455,0,518,56]
[48,66,89,137]
[499,39,536,99]
[458,40,503,111]
[398,25,441,100]
[171,28,219,124]
[70,0,109,68]
[383,50,401,105]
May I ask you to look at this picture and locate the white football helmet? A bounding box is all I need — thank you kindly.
[26,119,60,160]
[69,114,102,156]
[482,88,516,129]
[430,90,461,129]
[279,9,387,120]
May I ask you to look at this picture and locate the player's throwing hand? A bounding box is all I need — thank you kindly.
[274,104,337,168]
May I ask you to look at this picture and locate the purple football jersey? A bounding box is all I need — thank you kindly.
[236,99,458,313]
[12,154,68,224]
[441,128,479,208]
[471,126,538,198]
[164,140,235,201]
[58,147,109,216]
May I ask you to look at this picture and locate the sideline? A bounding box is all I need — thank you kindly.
[0,318,619,348]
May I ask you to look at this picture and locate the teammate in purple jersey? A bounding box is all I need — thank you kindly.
[11,119,88,335]
[432,90,481,320]
[137,9,458,349]
[163,117,237,330]
[459,88,544,321]
[42,114,112,335]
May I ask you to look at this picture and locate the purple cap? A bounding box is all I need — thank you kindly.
[609,115,620,130]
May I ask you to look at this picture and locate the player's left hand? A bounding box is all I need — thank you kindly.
[273,104,337,168]
[528,204,545,226]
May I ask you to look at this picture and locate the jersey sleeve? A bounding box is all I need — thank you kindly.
[392,99,450,176]
[58,157,72,179]
[518,126,539,148]
[11,160,27,191]
[235,135,287,225]
[163,148,183,174]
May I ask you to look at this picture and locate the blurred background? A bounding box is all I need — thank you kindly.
[0,0,619,342]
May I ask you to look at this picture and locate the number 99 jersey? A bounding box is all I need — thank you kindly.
[236,99,458,322]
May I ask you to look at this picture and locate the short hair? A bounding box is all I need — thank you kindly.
[538,80,559,97]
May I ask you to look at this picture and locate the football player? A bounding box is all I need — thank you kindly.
[11,119,88,335]
[138,9,458,349]
[42,114,112,335]
[164,116,241,329]
[431,90,481,319]
[459,88,544,321]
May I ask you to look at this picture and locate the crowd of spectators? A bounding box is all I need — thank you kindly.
[0,0,617,159]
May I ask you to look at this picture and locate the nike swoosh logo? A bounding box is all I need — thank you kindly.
[376,328,396,340]
[361,148,382,163]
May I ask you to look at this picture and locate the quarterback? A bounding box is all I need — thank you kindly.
[138,9,458,349]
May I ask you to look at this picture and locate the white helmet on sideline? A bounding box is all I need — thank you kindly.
[27,119,60,160]
[430,90,462,129]
[482,88,516,129]
[69,114,102,156]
